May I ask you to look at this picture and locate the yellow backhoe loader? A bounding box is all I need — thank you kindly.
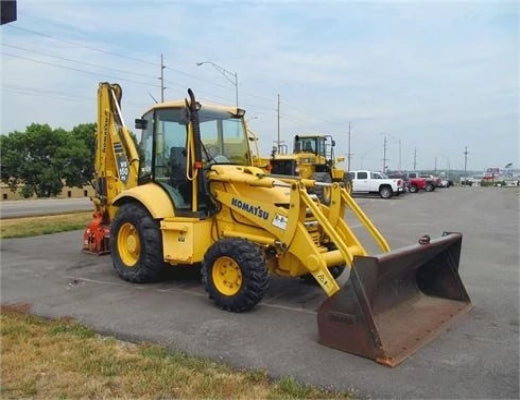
[84,82,471,367]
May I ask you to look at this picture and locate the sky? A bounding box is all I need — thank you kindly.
[1,0,518,173]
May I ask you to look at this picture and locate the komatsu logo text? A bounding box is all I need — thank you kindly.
[231,198,269,220]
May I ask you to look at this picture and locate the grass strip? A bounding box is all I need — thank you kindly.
[1,305,356,399]
[0,211,92,239]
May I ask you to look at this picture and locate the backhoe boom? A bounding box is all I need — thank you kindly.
[83,83,139,253]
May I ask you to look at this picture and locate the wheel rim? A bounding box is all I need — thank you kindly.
[117,222,140,267]
[212,256,242,296]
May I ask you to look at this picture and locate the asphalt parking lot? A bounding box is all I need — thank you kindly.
[1,187,518,399]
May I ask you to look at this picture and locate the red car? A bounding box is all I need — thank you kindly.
[420,174,442,188]
[387,172,433,193]
[407,177,428,193]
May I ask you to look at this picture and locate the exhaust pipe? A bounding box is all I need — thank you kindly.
[317,232,471,367]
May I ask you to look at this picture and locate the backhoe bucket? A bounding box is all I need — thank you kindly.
[317,232,471,367]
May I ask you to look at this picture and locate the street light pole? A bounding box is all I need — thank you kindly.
[196,60,238,107]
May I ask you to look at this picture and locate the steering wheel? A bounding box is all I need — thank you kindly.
[204,144,230,164]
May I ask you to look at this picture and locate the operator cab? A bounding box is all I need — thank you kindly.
[294,135,334,158]
[136,102,250,215]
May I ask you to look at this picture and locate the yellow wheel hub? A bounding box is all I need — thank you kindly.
[212,256,242,296]
[117,222,140,267]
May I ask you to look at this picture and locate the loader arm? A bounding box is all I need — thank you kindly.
[209,171,391,297]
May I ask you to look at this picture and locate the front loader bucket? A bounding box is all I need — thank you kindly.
[317,232,471,367]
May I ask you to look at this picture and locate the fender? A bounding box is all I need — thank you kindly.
[112,182,175,220]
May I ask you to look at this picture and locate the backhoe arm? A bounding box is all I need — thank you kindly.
[83,82,139,254]
[93,82,139,221]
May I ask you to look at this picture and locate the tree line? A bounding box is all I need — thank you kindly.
[1,123,96,198]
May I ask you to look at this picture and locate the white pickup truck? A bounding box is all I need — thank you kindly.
[347,170,404,199]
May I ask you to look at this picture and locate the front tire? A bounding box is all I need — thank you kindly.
[110,203,165,283]
[409,184,418,193]
[379,185,393,199]
[343,175,353,195]
[425,183,435,192]
[202,238,269,312]
[309,172,332,204]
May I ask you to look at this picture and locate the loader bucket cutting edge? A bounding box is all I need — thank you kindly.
[317,232,471,367]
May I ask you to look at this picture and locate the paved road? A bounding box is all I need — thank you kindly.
[1,187,518,399]
[0,197,93,219]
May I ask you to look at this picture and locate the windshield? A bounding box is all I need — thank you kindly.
[138,105,248,212]
[371,172,388,179]
[198,107,249,165]
[316,138,327,157]
[295,136,327,157]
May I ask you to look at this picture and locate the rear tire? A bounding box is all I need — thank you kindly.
[409,184,418,193]
[202,238,269,312]
[110,203,165,283]
[425,183,435,192]
[379,185,393,199]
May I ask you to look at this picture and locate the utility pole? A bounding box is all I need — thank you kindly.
[413,147,417,170]
[277,94,280,152]
[398,139,402,171]
[463,146,469,180]
[435,157,437,174]
[382,135,387,173]
[159,53,166,102]
[347,121,352,171]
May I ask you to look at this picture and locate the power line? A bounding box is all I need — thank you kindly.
[6,25,345,128]
[2,43,157,80]
[5,25,157,67]
[9,21,281,105]
[1,83,145,107]
[4,24,364,137]
[1,52,161,88]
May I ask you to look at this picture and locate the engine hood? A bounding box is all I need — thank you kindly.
[207,165,291,205]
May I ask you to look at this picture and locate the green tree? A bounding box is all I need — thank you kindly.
[71,123,96,183]
[1,123,92,198]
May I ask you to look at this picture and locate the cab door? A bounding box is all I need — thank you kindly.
[354,171,370,192]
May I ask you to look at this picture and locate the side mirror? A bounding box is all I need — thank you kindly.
[135,119,148,130]
[331,140,336,147]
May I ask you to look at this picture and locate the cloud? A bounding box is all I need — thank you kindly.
[1,0,518,171]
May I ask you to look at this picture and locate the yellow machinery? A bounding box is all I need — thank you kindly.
[84,83,471,367]
[254,134,351,200]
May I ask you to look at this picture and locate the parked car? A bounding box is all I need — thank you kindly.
[347,170,404,199]
[420,174,443,188]
[460,177,480,186]
[405,172,435,192]
[387,172,428,193]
